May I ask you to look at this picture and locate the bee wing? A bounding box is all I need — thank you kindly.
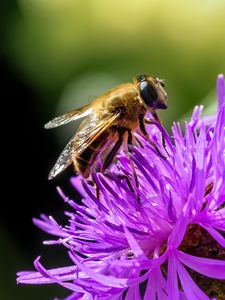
[48,135,76,180]
[44,103,93,129]
[73,112,120,154]
[48,112,120,179]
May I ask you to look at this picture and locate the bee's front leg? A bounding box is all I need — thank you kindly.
[145,110,169,155]
[140,115,167,159]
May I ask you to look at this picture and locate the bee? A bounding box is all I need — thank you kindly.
[45,75,168,180]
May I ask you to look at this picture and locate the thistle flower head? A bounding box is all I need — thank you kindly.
[17,75,225,299]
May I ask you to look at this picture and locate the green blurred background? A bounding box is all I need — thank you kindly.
[1,0,225,299]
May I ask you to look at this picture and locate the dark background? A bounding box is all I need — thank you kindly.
[1,0,225,299]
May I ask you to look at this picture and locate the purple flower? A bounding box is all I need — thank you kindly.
[17,75,225,299]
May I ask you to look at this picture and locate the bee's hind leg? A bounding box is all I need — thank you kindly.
[145,110,169,156]
[100,128,125,173]
[105,172,135,195]
[99,128,140,204]
[91,174,100,200]
[87,128,124,201]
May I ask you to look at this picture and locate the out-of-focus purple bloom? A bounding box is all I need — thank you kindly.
[17,75,225,299]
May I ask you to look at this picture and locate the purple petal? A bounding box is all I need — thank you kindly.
[57,187,93,219]
[18,257,88,293]
[211,104,225,183]
[201,224,225,248]
[217,74,225,110]
[193,124,206,212]
[125,286,142,300]
[123,226,147,259]
[144,277,156,300]
[144,267,168,300]
[81,179,109,213]
[167,252,179,300]
[70,176,86,197]
[149,120,175,153]
[168,206,189,249]
[190,105,204,127]
[176,250,225,279]
[69,251,128,288]
[189,157,196,193]
[32,215,68,238]
[17,265,79,283]
[175,256,210,300]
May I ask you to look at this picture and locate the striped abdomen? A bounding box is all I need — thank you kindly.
[73,128,113,178]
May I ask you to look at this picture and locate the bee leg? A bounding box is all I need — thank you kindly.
[91,174,100,200]
[101,128,140,203]
[101,129,125,173]
[140,116,166,160]
[146,110,169,155]
[119,175,135,193]
[150,110,161,123]
[133,134,144,148]
[104,172,135,194]
[91,131,125,201]
[127,130,140,204]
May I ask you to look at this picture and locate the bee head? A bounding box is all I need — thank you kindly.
[137,75,168,110]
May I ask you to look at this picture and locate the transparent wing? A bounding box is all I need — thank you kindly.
[44,104,92,129]
[73,112,120,154]
[48,135,76,180]
[48,112,120,179]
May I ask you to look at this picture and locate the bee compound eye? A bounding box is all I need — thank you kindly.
[139,80,158,109]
